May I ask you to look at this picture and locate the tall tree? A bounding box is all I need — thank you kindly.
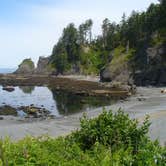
[85,19,93,43]
[62,23,80,63]
[102,18,111,48]
[78,19,93,45]
[51,39,68,74]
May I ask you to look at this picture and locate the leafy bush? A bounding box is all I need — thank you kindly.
[0,110,165,166]
[69,109,150,151]
[80,48,101,74]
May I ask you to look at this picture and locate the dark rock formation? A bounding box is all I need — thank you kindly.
[100,67,112,82]
[134,44,166,86]
[14,56,55,75]
[14,58,35,74]
[100,51,133,85]
[101,43,166,86]
[35,56,54,75]
[0,105,17,116]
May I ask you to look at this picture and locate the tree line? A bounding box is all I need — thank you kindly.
[51,0,166,74]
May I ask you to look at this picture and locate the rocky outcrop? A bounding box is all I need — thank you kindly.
[134,44,166,86]
[100,48,133,85]
[14,56,54,75]
[35,56,54,75]
[14,59,35,74]
[100,43,166,86]
[100,65,132,85]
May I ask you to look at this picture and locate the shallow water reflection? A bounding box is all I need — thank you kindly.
[0,86,113,117]
[19,86,35,94]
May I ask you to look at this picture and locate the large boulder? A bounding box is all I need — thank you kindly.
[14,58,35,74]
[100,47,133,85]
[35,56,54,75]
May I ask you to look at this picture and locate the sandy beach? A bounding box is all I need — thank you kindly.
[0,87,165,146]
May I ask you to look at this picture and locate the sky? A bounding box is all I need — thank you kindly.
[0,0,159,68]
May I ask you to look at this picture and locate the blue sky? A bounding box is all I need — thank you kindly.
[0,0,158,68]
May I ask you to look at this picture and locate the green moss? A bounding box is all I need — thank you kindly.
[19,59,34,69]
[113,46,126,58]
[108,46,135,75]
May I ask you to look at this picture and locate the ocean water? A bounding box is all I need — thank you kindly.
[0,68,16,74]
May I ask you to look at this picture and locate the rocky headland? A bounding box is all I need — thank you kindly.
[14,56,54,75]
[100,43,166,86]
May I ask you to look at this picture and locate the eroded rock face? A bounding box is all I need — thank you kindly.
[100,52,132,85]
[100,65,132,85]
[100,67,112,82]
[101,43,166,86]
[14,58,35,74]
[14,56,55,75]
[35,56,54,75]
[134,44,166,86]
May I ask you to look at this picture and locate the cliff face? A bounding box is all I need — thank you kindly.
[14,59,35,74]
[100,47,133,85]
[35,56,54,75]
[14,57,54,75]
[134,44,166,86]
[100,43,166,86]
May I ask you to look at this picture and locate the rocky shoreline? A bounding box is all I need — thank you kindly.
[0,74,135,98]
[0,105,54,120]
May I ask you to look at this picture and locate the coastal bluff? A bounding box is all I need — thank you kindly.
[14,58,35,74]
[14,56,54,75]
[100,43,166,86]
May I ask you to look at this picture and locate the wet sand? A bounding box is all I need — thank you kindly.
[0,87,165,145]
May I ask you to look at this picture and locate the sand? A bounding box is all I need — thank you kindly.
[0,87,165,146]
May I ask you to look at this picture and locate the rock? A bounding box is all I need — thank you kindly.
[0,105,17,116]
[2,86,15,92]
[100,67,112,82]
[18,106,50,118]
[134,44,166,86]
[137,97,146,101]
[100,47,133,85]
[100,42,166,86]
[14,56,55,75]
[35,56,54,75]
[14,58,35,74]
[158,69,166,84]
[161,89,166,93]
[100,62,132,84]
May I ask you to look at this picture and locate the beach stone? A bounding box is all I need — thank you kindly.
[0,117,4,120]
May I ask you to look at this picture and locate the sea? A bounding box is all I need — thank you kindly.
[0,68,16,74]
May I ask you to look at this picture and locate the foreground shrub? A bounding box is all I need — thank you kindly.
[0,110,165,166]
[69,109,151,152]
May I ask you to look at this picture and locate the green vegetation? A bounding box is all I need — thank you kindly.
[19,59,34,69]
[50,1,166,75]
[108,46,135,75]
[0,110,165,165]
